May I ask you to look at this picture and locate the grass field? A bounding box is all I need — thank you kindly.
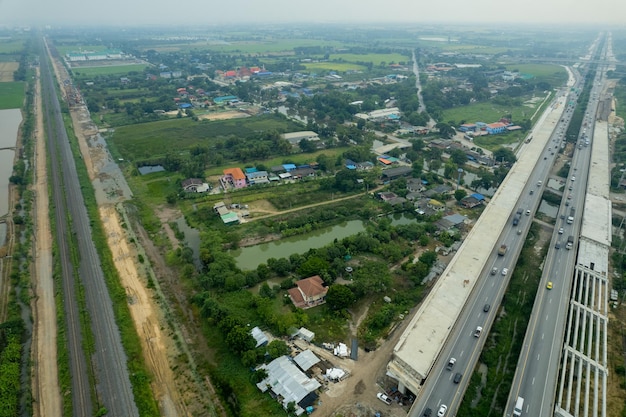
[441,99,543,125]
[71,64,148,77]
[504,63,568,86]
[108,114,304,161]
[328,52,411,65]
[303,62,366,72]
[0,39,24,54]
[0,82,25,109]
[150,38,346,54]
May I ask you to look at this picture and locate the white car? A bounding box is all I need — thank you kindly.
[377,392,392,405]
[501,268,509,276]
[438,404,448,416]
[558,227,564,234]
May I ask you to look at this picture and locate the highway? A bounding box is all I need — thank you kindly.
[409,80,579,417]
[39,38,139,417]
[506,34,610,417]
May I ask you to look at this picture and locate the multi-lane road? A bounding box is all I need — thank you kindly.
[506,37,610,417]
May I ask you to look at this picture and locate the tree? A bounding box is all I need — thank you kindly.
[454,189,467,202]
[267,340,290,359]
[493,147,517,164]
[226,325,256,354]
[297,256,330,278]
[326,284,356,311]
[419,250,438,267]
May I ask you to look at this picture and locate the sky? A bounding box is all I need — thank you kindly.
[0,0,625,27]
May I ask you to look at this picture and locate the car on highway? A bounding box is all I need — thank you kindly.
[501,268,509,276]
[377,392,392,405]
[547,281,553,290]
[483,304,490,312]
[559,227,564,234]
[453,373,462,384]
[525,209,531,216]
[423,408,432,417]
[568,194,573,200]
[555,242,561,249]
[474,326,483,337]
[446,357,456,370]
[438,404,448,416]
[491,267,498,275]
[530,190,534,195]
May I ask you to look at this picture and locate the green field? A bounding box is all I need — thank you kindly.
[441,99,543,125]
[153,38,346,54]
[108,114,304,161]
[303,62,366,72]
[0,39,25,54]
[329,52,411,65]
[71,64,148,77]
[504,63,568,85]
[0,82,25,109]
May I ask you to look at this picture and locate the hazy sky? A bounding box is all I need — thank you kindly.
[1,0,624,26]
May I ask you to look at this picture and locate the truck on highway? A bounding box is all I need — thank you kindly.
[513,396,524,417]
[566,235,574,250]
[498,244,508,256]
[567,207,575,224]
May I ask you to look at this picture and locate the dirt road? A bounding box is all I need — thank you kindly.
[31,67,62,417]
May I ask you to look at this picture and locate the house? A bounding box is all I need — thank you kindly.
[486,122,507,134]
[381,166,412,181]
[356,161,374,170]
[378,192,398,202]
[427,199,446,211]
[251,326,269,348]
[406,178,425,193]
[246,170,269,185]
[293,349,321,372]
[289,167,316,179]
[256,356,320,415]
[220,212,239,225]
[282,131,320,147]
[297,327,315,343]
[213,201,229,216]
[181,178,210,193]
[221,167,247,189]
[460,196,482,208]
[288,276,328,309]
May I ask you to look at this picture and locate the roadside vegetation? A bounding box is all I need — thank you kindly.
[0,35,33,417]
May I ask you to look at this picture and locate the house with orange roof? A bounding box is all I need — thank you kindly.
[221,167,247,189]
[288,276,328,309]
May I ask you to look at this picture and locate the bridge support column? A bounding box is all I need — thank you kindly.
[398,380,406,394]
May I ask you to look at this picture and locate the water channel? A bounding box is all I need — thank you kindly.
[0,109,22,245]
[231,219,366,270]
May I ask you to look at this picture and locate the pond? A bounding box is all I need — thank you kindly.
[173,216,202,268]
[0,109,22,245]
[231,220,366,270]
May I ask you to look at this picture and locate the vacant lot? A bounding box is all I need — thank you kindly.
[71,63,148,77]
[0,62,18,82]
[107,113,303,161]
[0,81,25,109]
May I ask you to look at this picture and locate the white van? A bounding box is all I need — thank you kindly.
[513,396,524,416]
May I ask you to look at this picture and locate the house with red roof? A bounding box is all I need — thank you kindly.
[221,167,247,189]
[288,276,328,309]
